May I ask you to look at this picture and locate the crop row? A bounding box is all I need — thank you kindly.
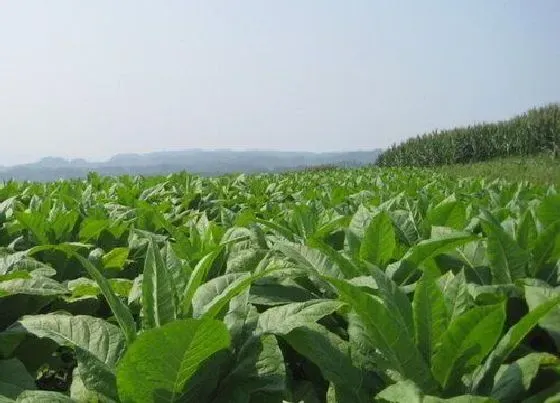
[0,168,559,402]
[377,104,560,166]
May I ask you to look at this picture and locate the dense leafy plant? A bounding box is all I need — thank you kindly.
[0,167,559,402]
[377,103,560,166]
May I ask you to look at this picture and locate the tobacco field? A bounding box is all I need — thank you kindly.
[0,167,559,402]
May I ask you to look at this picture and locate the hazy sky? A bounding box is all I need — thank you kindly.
[1,1,559,165]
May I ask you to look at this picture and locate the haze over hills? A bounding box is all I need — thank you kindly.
[0,149,381,182]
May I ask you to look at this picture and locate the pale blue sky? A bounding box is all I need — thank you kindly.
[1,1,559,165]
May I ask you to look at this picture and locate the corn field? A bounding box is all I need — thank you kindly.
[377,104,560,167]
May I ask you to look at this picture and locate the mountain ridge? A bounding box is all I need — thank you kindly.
[1,149,381,181]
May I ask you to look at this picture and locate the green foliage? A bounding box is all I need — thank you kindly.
[360,210,396,267]
[377,103,560,167]
[413,271,448,366]
[0,167,558,401]
[431,303,506,393]
[0,359,36,399]
[117,319,230,402]
[435,155,560,187]
[141,239,176,328]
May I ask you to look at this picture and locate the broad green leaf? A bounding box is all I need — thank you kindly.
[524,286,560,349]
[160,243,190,308]
[136,201,176,235]
[427,196,466,230]
[79,219,112,242]
[257,300,344,335]
[174,351,227,403]
[348,204,373,240]
[482,219,529,284]
[390,209,420,247]
[0,252,53,276]
[359,210,396,268]
[196,267,285,320]
[0,358,36,399]
[491,352,559,402]
[180,248,223,317]
[28,244,136,345]
[107,278,133,298]
[439,270,472,321]
[142,239,176,328]
[9,314,125,366]
[283,323,373,398]
[209,291,285,402]
[221,290,256,349]
[346,204,373,256]
[249,279,317,306]
[116,318,230,403]
[471,294,560,394]
[365,264,415,337]
[16,390,76,402]
[67,278,100,298]
[70,366,117,403]
[14,211,49,245]
[346,310,392,377]
[220,227,253,247]
[432,303,506,392]
[517,210,537,251]
[75,348,120,402]
[327,277,438,392]
[537,194,560,226]
[532,221,560,276]
[255,218,296,242]
[226,248,266,274]
[0,276,67,297]
[128,229,166,252]
[212,334,286,403]
[376,380,422,403]
[274,241,343,278]
[456,240,490,277]
[413,271,448,365]
[200,273,256,320]
[387,231,476,283]
[467,283,521,305]
[66,277,131,300]
[101,248,129,270]
[0,331,25,359]
[191,273,248,318]
[308,238,364,278]
[50,210,79,242]
[73,253,136,345]
[313,214,349,241]
[405,231,477,266]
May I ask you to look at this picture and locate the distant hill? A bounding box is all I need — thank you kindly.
[0,149,381,182]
